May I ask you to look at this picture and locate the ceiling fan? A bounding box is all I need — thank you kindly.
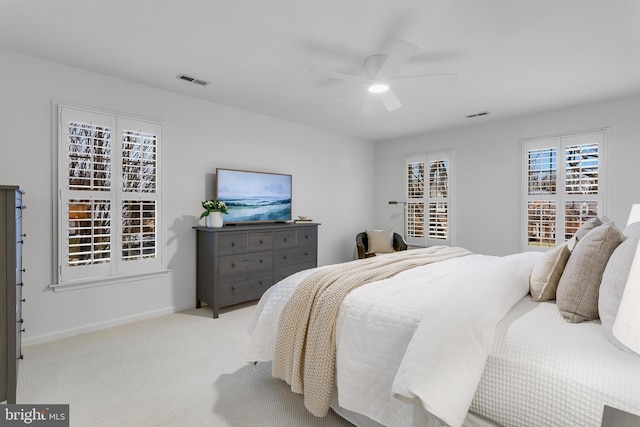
[311,40,458,112]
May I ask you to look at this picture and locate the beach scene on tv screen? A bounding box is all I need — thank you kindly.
[217,170,292,222]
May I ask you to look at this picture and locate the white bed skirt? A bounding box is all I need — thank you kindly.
[331,393,500,427]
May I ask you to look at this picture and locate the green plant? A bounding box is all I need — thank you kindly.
[200,200,228,218]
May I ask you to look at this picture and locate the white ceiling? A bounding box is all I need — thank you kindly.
[1,1,639,142]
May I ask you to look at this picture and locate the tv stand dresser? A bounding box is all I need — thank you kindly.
[195,222,319,318]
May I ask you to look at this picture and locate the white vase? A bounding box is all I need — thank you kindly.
[205,211,223,228]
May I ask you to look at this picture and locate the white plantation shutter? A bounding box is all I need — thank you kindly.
[526,145,558,248]
[406,159,425,245]
[67,120,112,191]
[427,159,449,244]
[121,128,157,193]
[68,199,112,266]
[60,109,115,282]
[405,151,453,247]
[57,106,163,287]
[117,119,161,275]
[522,130,605,251]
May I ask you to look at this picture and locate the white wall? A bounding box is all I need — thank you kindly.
[375,95,640,255]
[0,49,375,344]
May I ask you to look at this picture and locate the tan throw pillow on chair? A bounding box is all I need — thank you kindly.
[366,229,394,254]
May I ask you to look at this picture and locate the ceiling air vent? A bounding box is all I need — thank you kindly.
[466,111,490,118]
[176,74,210,86]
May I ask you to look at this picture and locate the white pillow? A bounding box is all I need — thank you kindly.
[529,242,571,301]
[366,229,394,254]
[599,222,640,350]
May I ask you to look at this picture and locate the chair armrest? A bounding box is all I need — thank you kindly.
[356,232,368,259]
[356,242,366,259]
[393,233,408,251]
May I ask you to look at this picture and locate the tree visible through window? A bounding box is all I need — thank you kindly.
[405,152,452,247]
[523,131,605,250]
[407,161,425,239]
[428,160,448,240]
[57,106,163,287]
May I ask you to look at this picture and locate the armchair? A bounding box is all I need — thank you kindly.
[356,231,408,259]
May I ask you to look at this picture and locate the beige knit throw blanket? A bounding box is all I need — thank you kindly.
[271,246,472,417]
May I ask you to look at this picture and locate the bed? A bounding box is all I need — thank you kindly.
[246,220,640,427]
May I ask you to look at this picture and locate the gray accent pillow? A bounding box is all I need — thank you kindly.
[575,216,604,240]
[598,222,640,350]
[567,216,604,251]
[366,229,394,254]
[529,242,571,301]
[556,222,624,323]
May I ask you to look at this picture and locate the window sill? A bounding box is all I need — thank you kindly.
[51,269,171,293]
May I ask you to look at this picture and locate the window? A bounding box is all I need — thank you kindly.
[522,130,606,251]
[55,105,163,288]
[405,151,453,247]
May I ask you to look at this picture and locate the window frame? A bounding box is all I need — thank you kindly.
[404,151,455,247]
[520,128,608,252]
[53,103,166,291]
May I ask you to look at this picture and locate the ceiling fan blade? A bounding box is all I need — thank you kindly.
[308,68,368,84]
[377,89,402,111]
[376,40,418,80]
[322,87,366,105]
[394,72,459,87]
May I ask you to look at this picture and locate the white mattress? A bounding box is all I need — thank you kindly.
[470,298,640,427]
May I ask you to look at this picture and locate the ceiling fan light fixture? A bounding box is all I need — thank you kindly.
[368,83,389,94]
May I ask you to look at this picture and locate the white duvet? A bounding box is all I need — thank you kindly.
[247,250,542,427]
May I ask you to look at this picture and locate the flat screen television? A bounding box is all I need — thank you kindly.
[215,168,292,224]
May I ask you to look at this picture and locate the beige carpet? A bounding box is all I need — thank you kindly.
[17,302,354,427]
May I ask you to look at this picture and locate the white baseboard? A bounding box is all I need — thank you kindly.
[22,302,196,347]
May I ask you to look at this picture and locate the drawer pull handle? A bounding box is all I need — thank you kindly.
[17,319,23,324]
[259,259,263,264]
[231,286,236,291]
[258,280,263,285]
[283,238,287,242]
[231,242,235,247]
[18,355,23,360]
[21,268,26,272]
[304,252,308,256]
[18,240,24,244]
[20,328,25,333]
[259,240,263,244]
[17,282,23,287]
[283,256,287,260]
[21,298,26,303]
[231,263,236,268]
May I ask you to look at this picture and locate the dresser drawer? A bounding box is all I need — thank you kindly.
[218,233,248,255]
[248,232,273,252]
[273,246,317,268]
[219,251,272,276]
[297,228,317,247]
[274,230,297,249]
[274,261,317,283]
[218,270,273,306]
